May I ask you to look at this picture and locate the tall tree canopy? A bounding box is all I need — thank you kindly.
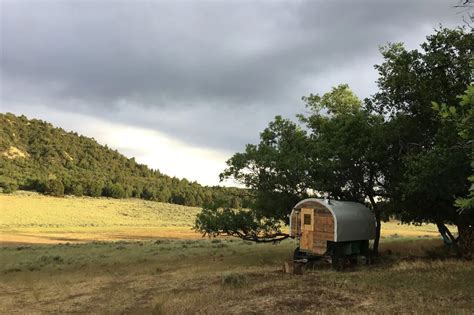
[302,103,388,252]
[195,27,474,255]
[367,27,473,247]
[196,85,389,251]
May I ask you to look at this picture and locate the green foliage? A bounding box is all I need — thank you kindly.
[86,180,104,197]
[368,27,473,226]
[72,184,83,197]
[102,182,126,199]
[44,179,64,197]
[301,83,362,116]
[370,27,473,121]
[0,113,250,207]
[194,199,288,243]
[433,85,474,216]
[0,175,18,193]
[220,115,310,221]
[302,103,387,202]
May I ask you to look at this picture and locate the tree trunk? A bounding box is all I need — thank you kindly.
[436,221,457,245]
[457,222,474,258]
[368,194,381,255]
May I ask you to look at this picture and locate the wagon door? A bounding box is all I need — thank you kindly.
[300,208,314,251]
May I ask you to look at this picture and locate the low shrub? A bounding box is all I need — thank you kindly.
[37,255,64,266]
[221,272,248,286]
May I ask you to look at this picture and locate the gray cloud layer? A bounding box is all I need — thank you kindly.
[0,0,462,151]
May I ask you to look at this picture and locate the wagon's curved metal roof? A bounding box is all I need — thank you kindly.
[293,198,376,242]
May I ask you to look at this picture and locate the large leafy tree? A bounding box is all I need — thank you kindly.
[433,84,474,211]
[195,27,473,255]
[433,85,474,253]
[196,85,389,252]
[301,88,388,252]
[368,27,473,249]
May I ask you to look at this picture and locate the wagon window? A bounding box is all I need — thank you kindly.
[303,214,311,225]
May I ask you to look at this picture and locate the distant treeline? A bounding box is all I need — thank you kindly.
[0,113,251,207]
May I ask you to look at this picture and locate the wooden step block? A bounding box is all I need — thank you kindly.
[283,261,304,275]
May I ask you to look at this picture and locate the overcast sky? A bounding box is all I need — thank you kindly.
[0,0,464,185]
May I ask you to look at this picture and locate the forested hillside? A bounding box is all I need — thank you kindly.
[0,113,249,207]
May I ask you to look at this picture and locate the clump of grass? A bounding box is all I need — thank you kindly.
[211,239,221,244]
[28,266,41,272]
[37,255,64,266]
[115,241,129,245]
[221,272,248,286]
[154,240,171,245]
[213,243,228,248]
[91,241,107,245]
[16,246,32,251]
[425,245,457,260]
[152,302,165,315]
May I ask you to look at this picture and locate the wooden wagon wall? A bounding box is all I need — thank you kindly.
[296,201,335,255]
[313,203,334,254]
[290,210,301,237]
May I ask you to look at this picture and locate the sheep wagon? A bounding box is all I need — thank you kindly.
[289,198,376,269]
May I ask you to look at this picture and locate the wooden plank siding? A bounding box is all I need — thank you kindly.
[296,202,335,255]
[290,209,301,237]
[313,203,334,254]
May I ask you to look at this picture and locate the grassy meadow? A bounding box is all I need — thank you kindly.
[1,238,473,314]
[1,191,448,245]
[0,191,202,244]
[1,192,473,314]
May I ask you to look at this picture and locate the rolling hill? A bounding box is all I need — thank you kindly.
[0,113,249,207]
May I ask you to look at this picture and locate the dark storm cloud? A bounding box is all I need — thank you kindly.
[0,0,461,151]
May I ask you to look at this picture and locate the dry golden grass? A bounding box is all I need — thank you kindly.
[0,239,473,314]
[380,220,445,238]
[0,191,202,244]
[0,192,472,313]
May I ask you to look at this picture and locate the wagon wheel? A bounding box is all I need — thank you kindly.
[348,255,358,266]
[293,246,305,260]
[365,250,375,265]
[331,245,345,271]
[331,255,345,271]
